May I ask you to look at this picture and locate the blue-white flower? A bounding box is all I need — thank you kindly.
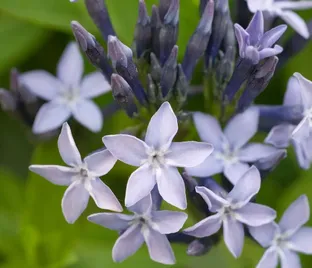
[234,11,286,65]
[88,194,188,265]
[184,166,276,258]
[186,108,279,184]
[250,195,312,268]
[29,122,122,223]
[103,102,213,210]
[246,0,312,39]
[21,42,111,134]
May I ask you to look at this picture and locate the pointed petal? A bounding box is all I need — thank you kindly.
[156,166,187,210]
[165,142,213,167]
[143,228,175,265]
[84,149,117,176]
[246,11,264,45]
[195,186,229,212]
[57,42,84,86]
[234,24,250,57]
[224,162,250,185]
[256,248,279,268]
[88,212,134,231]
[227,166,261,204]
[235,202,276,226]
[145,102,178,150]
[224,108,259,149]
[72,99,103,132]
[239,143,279,162]
[279,195,310,234]
[223,215,244,258]
[80,72,111,98]
[288,227,312,254]
[103,134,148,166]
[280,248,301,268]
[292,117,310,142]
[58,122,82,166]
[183,214,222,238]
[284,76,302,106]
[61,181,90,223]
[259,45,283,60]
[193,112,224,149]
[259,25,287,48]
[292,138,312,169]
[33,102,71,134]
[29,165,76,186]
[112,224,144,262]
[294,72,312,110]
[279,10,309,39]
[125,165,156,207]
[249,222,278,248]
[185,155,224,178]
[20,71,62,101]
[265,124,294,148]
[127,194,153,215]
[151,211,188,234]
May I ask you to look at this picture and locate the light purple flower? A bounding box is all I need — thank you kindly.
[234,11,286,64]
[103,102,213,209]
[249,195,312,268]
[88,194,188,265]
[29,122,122,223]
[186,107,279,184]
[184,166,276,258]
[246,0,312,38]
[21,42,111,134]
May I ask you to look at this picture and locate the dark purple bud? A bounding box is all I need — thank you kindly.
[187,238,213,256]
[222,16,236,51]
[147,74,157,104]
[0,89,16,111]
[159,0,172,21]
[84,0,116,41]
[174,64,189,106]
[215,46,235,90]
[199,0,208,16]
[151,5,162,58]
[107,35,133,68]
[150,52,162,82]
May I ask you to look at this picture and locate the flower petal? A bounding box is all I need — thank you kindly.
[127,194,153,215]
[249,222,278,248]
[20,71,62,101]
[280,248,301,268]
[61,181,90,223]
[265,124,294,148]
[72,99,103,132]
[103,134,148,166]
[246,11,264,45]
[279,10,309,39]
[165,142,213,167]
[80,72,111,98]
[256,248,279,268]
[283,76,302,106]
[259,45,283,60]
[183,214,222,238]
[125,165,156,207]
[234,24,250,57]
[195,186,229,212]
[29,165,77,186]
[185,155,224,178]
[143,228,175,265]
[151,211,188,234]
[156,166,187,210]
[294,72,312,111]
[291,138,312,170]
[57,42,84,87]
[239,143,279,162]
[224,162,251,185]
[84,149,117,176]
[58,122,82,167]
[288,227,312,254]
[279,195,310,234]
[145,102,178,150]
[259,25,287,48]
[275,1,312,10]
[88,213,134,231]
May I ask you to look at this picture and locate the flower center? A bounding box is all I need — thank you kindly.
[215,143,238,165]
[61,87,80,106]
[146,149,166,169]
[272,233,290,249]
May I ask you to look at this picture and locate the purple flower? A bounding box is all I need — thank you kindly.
[186,107,279,184]
[29,122,122,223]
[234,11,286,64]
[88,194,188,265]
[103,102,213,209]
[249,195,312,268]
[184,166,276,258]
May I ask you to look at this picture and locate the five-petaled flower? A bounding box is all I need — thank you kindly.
[184,166,276,258]
[103,101,213,209]
[29,122,122,223]
[249,195,312,268]
[88,194,188,265]
[21,42,111,134]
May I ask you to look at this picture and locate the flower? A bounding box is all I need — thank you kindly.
[249,195,312,268]
[103,101,213,209]
[88,194,188,265]
[185,107,279,184]
[246,0,312,39]
[29,122,122,223]
[21,42,111,134]
[234,11,286,65]
[184,166,276,258]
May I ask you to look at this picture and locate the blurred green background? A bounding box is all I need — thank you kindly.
[1,0,312,267]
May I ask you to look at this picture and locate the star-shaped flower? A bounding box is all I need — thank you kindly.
[186,107,279,184]
[103,102,213,209]
[29,122,122,223]
[234,11,286,65]
[249,195,312,268]
[88,194,188,265]
[21,42,111,134]
[246,0,312,39]
[184,166,276,258]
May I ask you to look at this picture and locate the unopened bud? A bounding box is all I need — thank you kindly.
[187,238,212,256]
[159,0,172,21]
[147,74,157,104]
[151,5,162,58]
[174,64,188,105]
[150,52,162,82]
[0,89,16,111]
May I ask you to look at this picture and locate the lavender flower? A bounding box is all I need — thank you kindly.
[249,195,312,268]
[103,102,213,209]
[88,194,187,264]
[21,42,111,134]
[184,166,276,258]
[186,108,279,184]
[246,0,312,39]
[29,122,122,223]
